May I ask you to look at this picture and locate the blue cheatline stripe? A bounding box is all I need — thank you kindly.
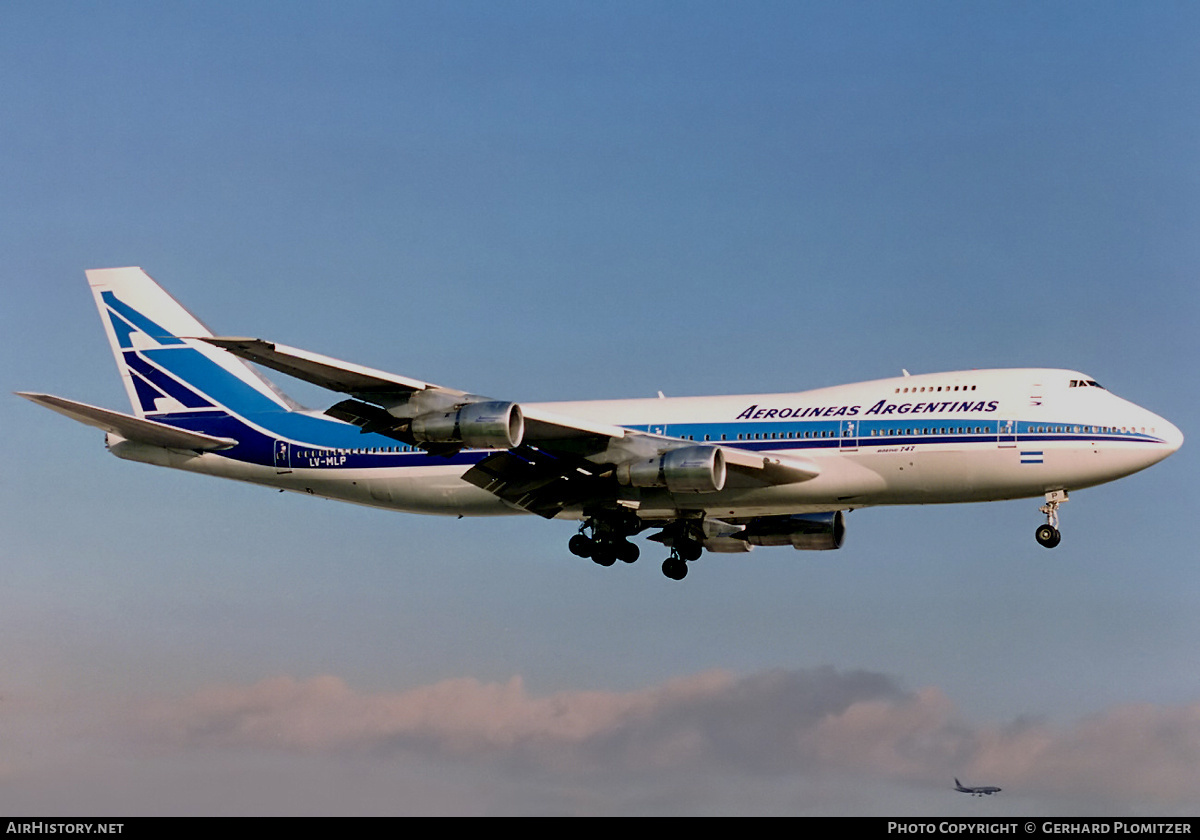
[155,403,1165,471]
[161,410,493,469]
[664,419,1162,448]
[100,291,184,345]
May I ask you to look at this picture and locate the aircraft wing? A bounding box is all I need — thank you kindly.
[203,337,627,442]
[460,443,820,518]
[201,337,440,396]
[16,392,238,451]
[203,337,819,517]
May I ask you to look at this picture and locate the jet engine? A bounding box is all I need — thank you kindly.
[740,511,846,550]
[410,401,524,450]
[616,446,726,493]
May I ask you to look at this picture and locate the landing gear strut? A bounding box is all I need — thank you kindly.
[658,520,704,581]
[1035,490,1067,548]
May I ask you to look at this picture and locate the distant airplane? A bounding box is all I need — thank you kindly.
[19,267,1183,581]
[955,778,1001,796]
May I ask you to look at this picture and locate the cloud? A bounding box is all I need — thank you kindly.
[137,667,905,772]
[974,702,1200,805]
[138,670,723,758]
[131,667,1200,806]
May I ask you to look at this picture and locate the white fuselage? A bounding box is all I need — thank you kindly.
[111,368,1182,521]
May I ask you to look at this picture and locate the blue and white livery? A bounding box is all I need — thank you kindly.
[19,268,1183,580]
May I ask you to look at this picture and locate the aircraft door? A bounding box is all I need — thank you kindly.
[274,440,292,473]
[997,419,1016,448]
[840,419,859,452]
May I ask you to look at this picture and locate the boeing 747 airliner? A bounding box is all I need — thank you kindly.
[19,268,1182,580]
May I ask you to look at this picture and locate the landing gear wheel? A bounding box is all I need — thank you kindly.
[677,540,703,563]
[591,542,617,566]
[573,511,643,567]
[1035,524,1061,548]
[617,540,640,564]
[662,558,688,580]
[1036,491,1067,548]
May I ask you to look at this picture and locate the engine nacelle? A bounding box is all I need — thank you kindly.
[410,401,524,450]
[741,511,846,550]
[616,446,726,493]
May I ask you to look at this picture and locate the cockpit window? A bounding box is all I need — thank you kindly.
[1069,379,1106,389]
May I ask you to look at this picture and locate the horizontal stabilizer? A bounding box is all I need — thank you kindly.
[16,392,237,451]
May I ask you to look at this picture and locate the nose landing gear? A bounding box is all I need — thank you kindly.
[1035,490,1067,548]
[1035,523,1061,548]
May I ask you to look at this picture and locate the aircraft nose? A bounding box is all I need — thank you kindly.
[1159,416,1184,454]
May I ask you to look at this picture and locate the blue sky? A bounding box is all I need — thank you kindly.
[2,1,1198,816]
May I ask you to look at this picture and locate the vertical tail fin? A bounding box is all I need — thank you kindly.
[87,267,298,419]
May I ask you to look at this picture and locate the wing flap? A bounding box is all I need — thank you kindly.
[461,446,613,518]
[16,392,237,451]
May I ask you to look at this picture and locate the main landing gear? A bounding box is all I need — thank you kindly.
[659,521,703,581]
[1035,490,1068,548]
[568,514,640,567]
[565,514,705,581]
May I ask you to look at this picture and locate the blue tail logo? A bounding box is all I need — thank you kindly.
[88,267,293,420]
